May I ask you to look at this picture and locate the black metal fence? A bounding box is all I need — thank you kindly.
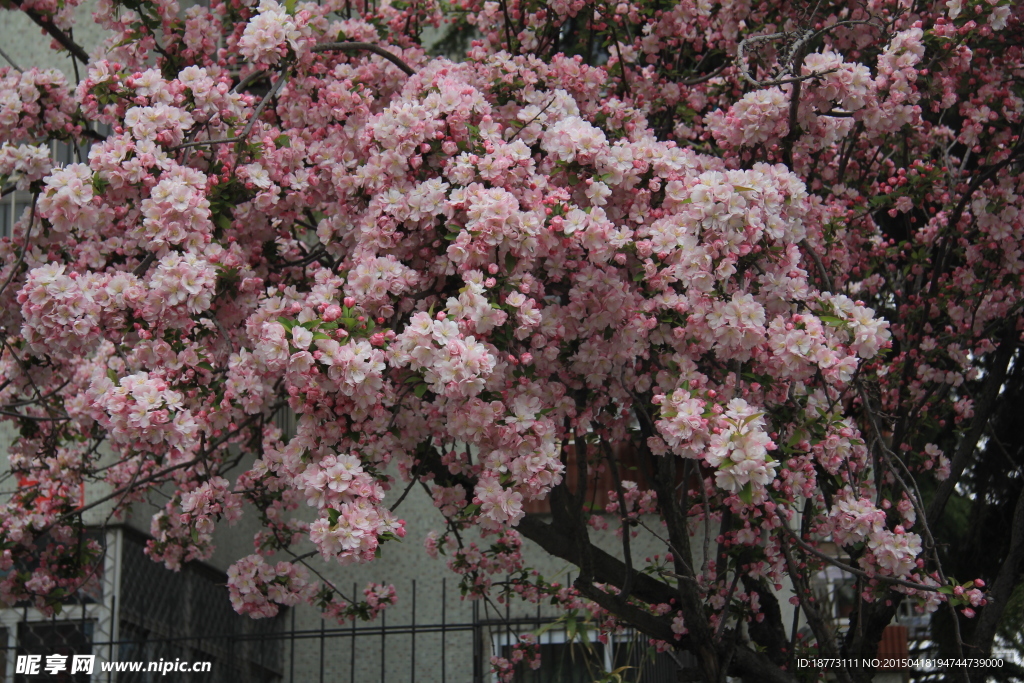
[1,527,681,683]
[2,579,682,682]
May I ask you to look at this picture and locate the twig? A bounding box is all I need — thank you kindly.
[801,239,834,292]
[0,45,23,71]
[680,62,728,86]
[233,69,269,94]
[0,409,70,421]
[132,252,157,277]
[388,473,420,512]
[505,96,556,143]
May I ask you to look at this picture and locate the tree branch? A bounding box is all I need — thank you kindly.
[12,0,91,64]
[927,323,1018,527]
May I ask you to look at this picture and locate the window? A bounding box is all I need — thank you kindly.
[1,193,34,239]
[811,565,857,623]
[15,621,94,683]
[522,441,663,515]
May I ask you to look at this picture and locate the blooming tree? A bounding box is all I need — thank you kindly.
[0,0,1022,680]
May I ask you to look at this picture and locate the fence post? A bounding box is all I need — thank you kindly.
[505,573,511,677]
[441,578,446,683]
[472,598,481,683]
[107,594,114,683]
[411,579,416,683]
[350,582,357,683]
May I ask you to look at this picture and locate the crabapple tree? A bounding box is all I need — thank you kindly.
[0,0,1022,681]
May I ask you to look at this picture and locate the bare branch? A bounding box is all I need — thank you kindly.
[310,42,415,76]
[0,45,24,71]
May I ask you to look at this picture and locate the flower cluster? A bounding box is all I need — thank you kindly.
[0,67,77,143]
[89,372,199,452]
[227,555,315,618]
[605,481,658,522]
[0,142,51,190]
[704,399,779,501]
[389,311,497,398]
[238,0,313,66]
[829,495,924,578]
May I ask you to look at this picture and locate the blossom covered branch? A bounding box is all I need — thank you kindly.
[0,0,1022,681]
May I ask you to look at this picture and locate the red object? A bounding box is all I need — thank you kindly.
[876,625,908,669]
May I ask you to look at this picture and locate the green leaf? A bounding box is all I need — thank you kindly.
[732,185,754,192]
[534,621,558,638]
[327,508,341,526]
[818,315,845,326]
[566,614,577,641]
[413,383,429,398]
[197,361,214,371]
[577,623,591,647]
[216,214,233,232]
[738,482,753,505]
[273,134,290,148]
[313,332,331,340]
[277,317,295,330]
[107,369,119,383]
[505,252,518,272]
